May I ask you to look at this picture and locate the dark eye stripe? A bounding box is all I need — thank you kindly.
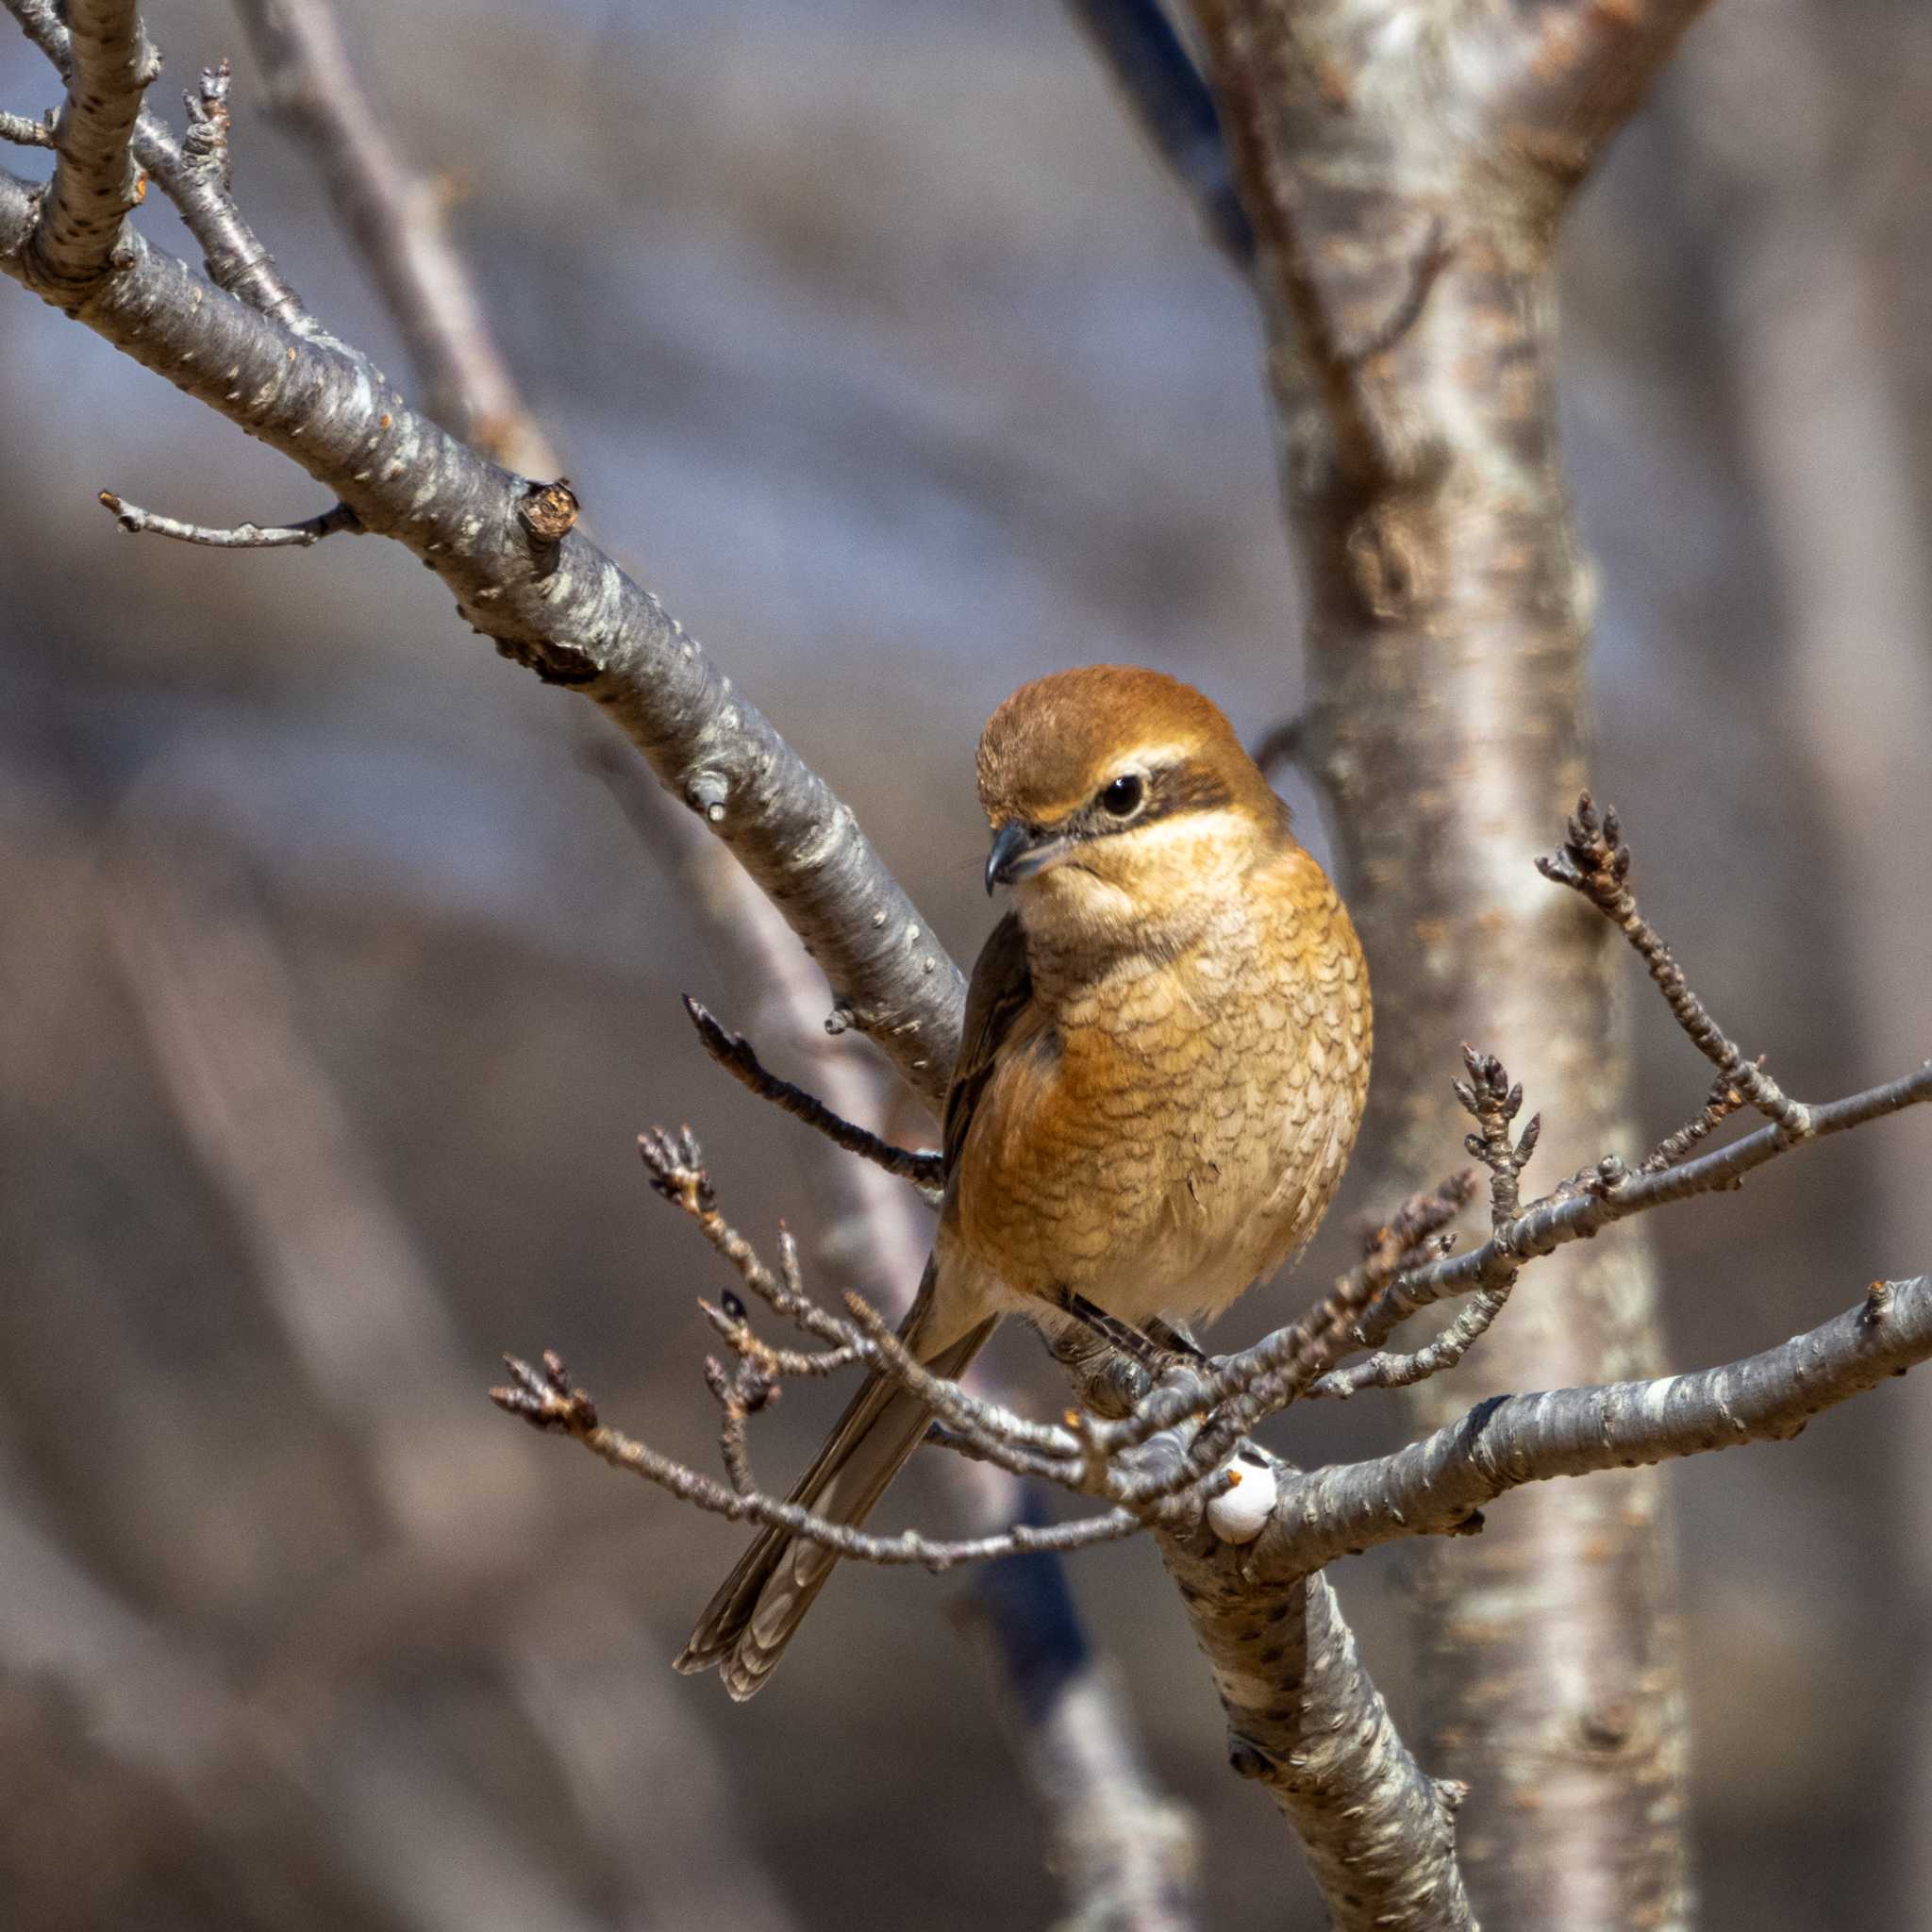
[1141,761,1234,822]
[1067,760,1235,840]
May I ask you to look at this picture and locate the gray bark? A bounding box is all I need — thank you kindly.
[1185,1,1709,1920]
[0,171,967,1114]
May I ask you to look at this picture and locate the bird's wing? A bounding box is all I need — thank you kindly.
[942,908,1033,1176]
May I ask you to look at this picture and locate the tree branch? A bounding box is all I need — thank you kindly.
[98,487,360,546]
[8,3,347,342]
[231,0,552,470]
[1538,791,1809,1134]
[1266,1276,1932,1574]
[0,167,967,1113]
[1061,0,1254,269]
[681,996,943,1193]
[1362,1060,1932,1330]
[0,108,54,148]
[1156,1551,1475,1932]
[18,0,157,295]
[491,1348,1141,1569]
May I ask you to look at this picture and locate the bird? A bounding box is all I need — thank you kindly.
[676,665,1372,1699]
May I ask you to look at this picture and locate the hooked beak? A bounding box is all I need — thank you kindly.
[985,821,1073,893]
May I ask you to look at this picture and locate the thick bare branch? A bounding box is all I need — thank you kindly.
[18,0,157,295]
[0,171,967,1111]
[1265,1277,1932,1575]
[1155,1545,1475,1932]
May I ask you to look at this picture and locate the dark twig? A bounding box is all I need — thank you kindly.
[683,997,943,1192]
[1061,0,1254,269]
[1250,711,1305,779]
[1641,1067,1751,1174]
[1309,1051,1536,1399]
[1360,1060,1932,1334]
[97,489,361,547]
[1539,792,1812,1136]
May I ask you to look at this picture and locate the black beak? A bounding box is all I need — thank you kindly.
[985,822,1030,894]
[986,821,1074,893]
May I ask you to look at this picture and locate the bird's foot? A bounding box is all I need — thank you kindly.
[1058,1293,1200,1375]
[1143,1315,1207,1363]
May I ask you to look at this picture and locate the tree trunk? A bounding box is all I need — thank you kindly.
[1189,3,1706,1920]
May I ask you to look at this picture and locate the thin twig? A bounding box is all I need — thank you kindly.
[638,1127,1084,1485]
[1355,1059,1932,1338]
[696,1298,864,1380]
[1307,1291,1514,1400]
[683,996,943,1192]
[1308,1052,1536,1399]
[1641,1067,1750,1174]
[490,1351,1140,1572]
[1539,792,1812,1136]
[637,1126,847,1351]
[97,489,361,547]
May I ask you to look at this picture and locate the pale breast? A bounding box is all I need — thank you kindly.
[948,854,1371,1332]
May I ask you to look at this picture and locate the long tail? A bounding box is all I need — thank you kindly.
[675,1259,995,1700]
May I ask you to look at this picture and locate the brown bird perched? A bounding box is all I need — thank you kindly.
[678,666,1371,1698]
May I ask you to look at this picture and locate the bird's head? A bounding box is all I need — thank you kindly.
[976,666,1290,949]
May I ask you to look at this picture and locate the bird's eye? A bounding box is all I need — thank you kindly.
[1099,774,1144,818]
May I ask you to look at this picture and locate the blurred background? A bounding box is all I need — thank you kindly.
[3,0,1929,1926]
